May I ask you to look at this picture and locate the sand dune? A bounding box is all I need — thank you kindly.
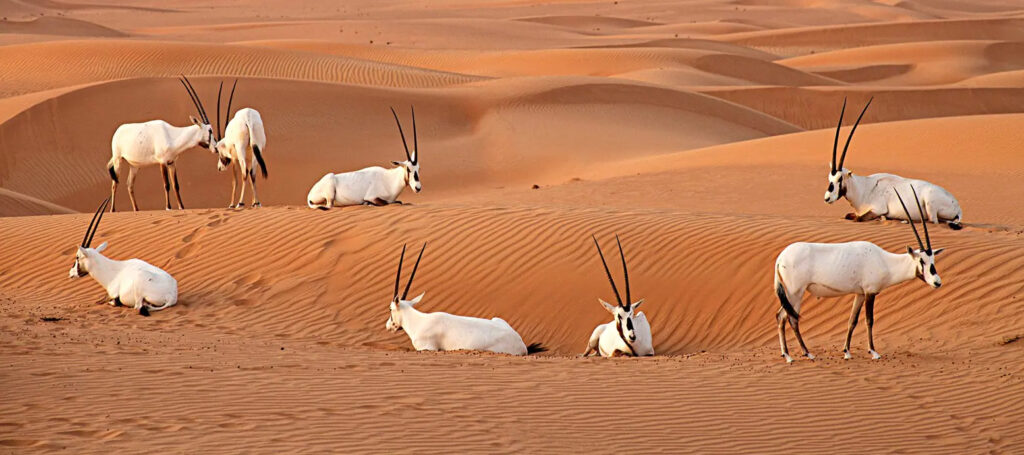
[2,0,1024,452]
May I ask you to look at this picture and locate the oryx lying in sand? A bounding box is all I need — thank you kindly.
[69,198,178,316]
[212,80,269,208]
[106,76,216,211]
[824,97,963,229]
[774,187,944,363]
[582,235,654,357]
[385,243,542,355]
[308,107,421,209]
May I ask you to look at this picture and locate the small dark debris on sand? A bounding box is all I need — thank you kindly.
[1000,334,1021,345]
[40,317,64,322]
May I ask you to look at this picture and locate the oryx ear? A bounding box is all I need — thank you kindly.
[391,160,404,166]
[190,115,202,126]
[76,246,86,255]
[932,248,945,256]
[630,299,645,311]
[95,241,108,253]
[907,246,915,255]
[599,299,617,314]
[409,292,425,306]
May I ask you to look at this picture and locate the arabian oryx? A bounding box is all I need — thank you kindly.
[824,97,963,229]
[385,243,543,355]
[774,187,945,363]
[69,198,178,316]
[582,235,654,357]
[106,76,217,212]
[307,106,420,209]
[212,80,269,208]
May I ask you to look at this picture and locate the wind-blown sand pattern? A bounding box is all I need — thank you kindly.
[1,0,1023,453]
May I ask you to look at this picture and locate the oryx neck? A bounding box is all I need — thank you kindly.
[85,253,121,288]
[883,250,919,288]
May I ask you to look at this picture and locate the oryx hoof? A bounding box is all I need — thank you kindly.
[783,353,793,363]
[805,353,815,360]
[844,213,858,220]
[843,351,852,360]
[252,202,262,208]
[870,350,881,360]
[139,306,150,317]
[228,204,237,209]
[237,202,246,208]
[113,296,123,307]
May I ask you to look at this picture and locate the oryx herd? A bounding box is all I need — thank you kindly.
[72,86,963,361]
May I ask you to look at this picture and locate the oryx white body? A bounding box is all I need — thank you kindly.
[586,308,654,357]
[69,199,177,316]
[215,107,268,208]
[308,106,421,210]
[774,188,944,363]
[307,166,412,209]
[107,118,213,211]
[388,294,530,355]
[824,97,962,228]
[827,170,962,227]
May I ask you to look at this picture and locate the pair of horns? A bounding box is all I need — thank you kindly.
[179,75,237,140]
[593,234,631,308]
[390,106,418,164]
[81,197,110,248]
[393,243,426,302]
[831,97,873,173]
[894,186,932,253]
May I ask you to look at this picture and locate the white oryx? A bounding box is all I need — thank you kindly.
[385,243,543,355]
[582,235,654,357]
[68,198,178,317]
[825,97,963,229]
[106,76,217,212]
[774,187,945,363]
[307,106,421,209]
[212,80,269,208]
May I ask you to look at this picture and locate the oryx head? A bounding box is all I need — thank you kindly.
[179,75,217,154]
[211,79,240,172]
[825,97,873,204]
[593,234,645,348]
[69,198,110,279]
[386,243,427,333]
[389,106,421,194]
[895,187,945,289]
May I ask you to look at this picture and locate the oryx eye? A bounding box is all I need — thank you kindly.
[930,265,936,275]
[827,183,834,192]
[414,172,419,181]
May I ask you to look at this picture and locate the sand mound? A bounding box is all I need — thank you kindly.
[0,16,125,37]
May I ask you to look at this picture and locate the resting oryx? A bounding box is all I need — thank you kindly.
[307,106,421,209]
[69,198,178,317]
[582,235,654,357]
[774,187,945,363]
[385,243,542,355]
[106,76,217,212]
[212,80,269,208]
[825,97,963,229]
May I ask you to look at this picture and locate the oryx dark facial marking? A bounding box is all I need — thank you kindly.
[895,186,943,289]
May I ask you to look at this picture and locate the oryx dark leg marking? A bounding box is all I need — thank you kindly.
[865,294,877,352]
[789,315,812,358]
[160,164,172,210]
[113,296,123,307]
[126,166,140,211]
[171,164,184,210]
[843,294,865,357]
[109,160,119,212]
[139,303,150,317]
[370,198,389,206]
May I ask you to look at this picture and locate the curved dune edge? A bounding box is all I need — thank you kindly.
[0,75,800,214]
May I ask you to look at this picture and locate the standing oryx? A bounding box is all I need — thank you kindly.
[824,97,963,229]
[582,235,654,357]
[385,243,542,355]
[106,76,217,212]
[774,186,945,363]
[307,106,421,209]
[212,80,269,208]
[69,198,178,316]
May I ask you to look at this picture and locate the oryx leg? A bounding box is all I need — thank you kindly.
[126,166,140,211]
[777,307,791,363]
[248,168,261,208]
[235,160,249,208]
[364,197,389,206]
[160,164,172,210]
[846,209,882,222]
[169,164,184,210]
[788,315,813,360]
[228,161,240,208]
[843,294,866,359]
[865,294,880,359]
[109,159,120,212]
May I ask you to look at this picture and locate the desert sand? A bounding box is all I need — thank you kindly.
[1,0,1023,453]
